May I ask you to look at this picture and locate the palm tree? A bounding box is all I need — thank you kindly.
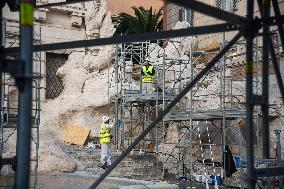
[115,6,163,35]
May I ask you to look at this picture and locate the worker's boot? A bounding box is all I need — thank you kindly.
[101,162,107,169]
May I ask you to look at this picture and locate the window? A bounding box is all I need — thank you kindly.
[178,8,185,22]
[216,0,238,12]
[187,10,194,26]
[46,53,68,99]
[179,8,194,26]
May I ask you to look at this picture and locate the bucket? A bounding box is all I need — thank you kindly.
[210,175,222,185]
[234,156,241,168]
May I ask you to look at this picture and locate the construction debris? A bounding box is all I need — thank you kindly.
[61,124,91,146]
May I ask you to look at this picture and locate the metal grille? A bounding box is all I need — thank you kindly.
[216,0,222,9]
[178,8,194,26]
[216,0,238,12]
[178,8,184,21]
[46,53,68,99]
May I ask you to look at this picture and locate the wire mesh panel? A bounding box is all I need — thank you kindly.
[46,53,68,99]
[167,3,194,29]
[215,0,238,12]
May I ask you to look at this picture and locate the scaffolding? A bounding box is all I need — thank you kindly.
[1,0,284,189]
[109,34,262,187]
[0,19,42,188]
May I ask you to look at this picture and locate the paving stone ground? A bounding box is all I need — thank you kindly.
[0,173,157,189]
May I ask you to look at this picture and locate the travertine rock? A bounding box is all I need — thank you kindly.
[85,0,108,38]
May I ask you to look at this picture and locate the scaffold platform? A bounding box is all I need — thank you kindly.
[111,90,176,103]
[163,109,257,121]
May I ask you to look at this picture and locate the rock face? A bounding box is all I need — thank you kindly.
[38,0,116,173]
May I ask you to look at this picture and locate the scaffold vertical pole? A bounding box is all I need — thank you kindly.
[271,0,284,104]
[220,3,227,182]
[0,1,4,174]
[269,37,284,105]
[262,0,270,159]
[272,0,284,53]
[245,0,256,188]
[274,130,283,189]
[14,0,34,188]
[115,44,119,150]
[0,2,3,46]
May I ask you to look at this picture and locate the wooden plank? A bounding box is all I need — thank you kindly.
[61,124,91,146]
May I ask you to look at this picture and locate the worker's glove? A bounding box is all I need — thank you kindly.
[147,71,152,75]
[110,135,113,139]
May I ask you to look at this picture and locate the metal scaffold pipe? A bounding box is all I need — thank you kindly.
[14,0,34,188]
[262,0,271,159]
[245,0,256,188]
[0,3,2,46]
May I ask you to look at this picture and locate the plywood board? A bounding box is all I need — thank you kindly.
[61,124,91,146]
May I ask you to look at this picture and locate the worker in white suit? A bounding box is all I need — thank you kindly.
[100,115,114,169]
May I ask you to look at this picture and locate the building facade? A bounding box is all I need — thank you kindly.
[107,0,163,16]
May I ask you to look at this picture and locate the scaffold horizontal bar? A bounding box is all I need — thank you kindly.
[256,167,284,177]
[36,0,97,8]
[5,23,240,54]
[166,0,248,26]
[6,15,284,55]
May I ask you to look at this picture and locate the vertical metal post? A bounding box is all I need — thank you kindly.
[220,2,227,185]
[262,0,270,159]
[155,67,159,165]
[115,44,119,150]
[107,50,110,105]
[269,38,284,104]
[177,124,181,175]
[255,37,262,160]
[14,0,34,188]
[255,37,259,95]
[272,0,284,54]
[221,27,227,187]
[274,130,282,161]
[130,103,133,144]
[274,130,283,189]
[0,2,4,176]
[245,0,256,188]
[258,0,284,107]
[189,43,193,181]
[121,46,125,149]
[0,3,3,46]
[33,25,42,189]
[162,49,166,177]
[239,124,244,189]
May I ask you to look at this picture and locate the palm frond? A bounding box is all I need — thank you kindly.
[114,6,163,35]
